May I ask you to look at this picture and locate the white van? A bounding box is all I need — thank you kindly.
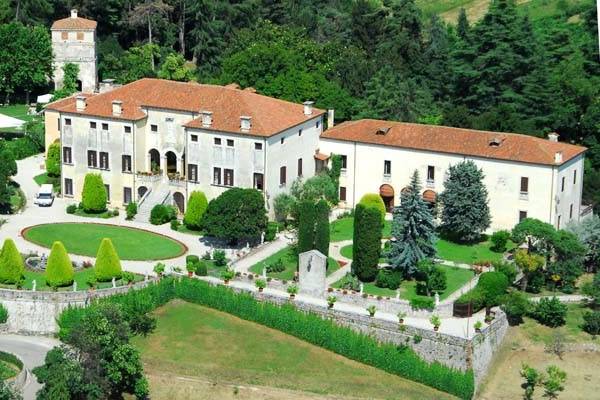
[34,184,54,207]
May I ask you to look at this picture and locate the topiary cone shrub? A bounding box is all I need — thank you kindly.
[81,173,107,213]
[0,239,24,284]
[358,193,386,223]
[183,191,208,230]
[45,241,74,288]
[94,238,123,282]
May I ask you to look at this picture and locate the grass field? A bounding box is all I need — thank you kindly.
[22,223,186,260]
[436,238,514,264]
[0,104,38,133]
[249,246,341,280]
[133,301,458,400]
[34,173,61,191]
[330,216,391,242]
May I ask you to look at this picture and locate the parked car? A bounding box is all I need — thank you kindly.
[34,184,54,207]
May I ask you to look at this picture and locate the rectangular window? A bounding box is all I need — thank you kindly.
[191,134,198,142]
[224,169,234,186]
[87,150,97,168]
[65,118,71,126]
[427,166,435,181]
[570,204,573,219]
[101,123,108,131]
[340,186,347,201]
[384,160,392,176]
[124,126,131,134]
[64,178,73,196]
[561,177,565,192]
[226,139,234,147]
[297,158,303,177]
[104,184,110,201]
[90,122,96,129]
[99,151,109,170]
[188,164,198,182]
[76,32,84,41]
[280,137,285,144]
[519,211,527,222]
[61,32,68,40]
[123,187,132,204]
[298,129,302,136]
[573,170,577,185]
[121,155,132,173]
[213,167,222,185]
[340,155,347,169]
[214,138,221,145]
[151,124,158,133]
[520,177,529,193]
[280,166,287,185]
[62,147,72,164]
[253,173,264,191]
[254,142,262,150]
[557,215,561,229]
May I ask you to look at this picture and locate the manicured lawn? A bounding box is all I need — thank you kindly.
[332,265,474,301]
[34,173,61,191]
[436,238,514,264]
[22,223,186,260]
[249,246,341,280]
[330,216,391,242]
[0,268,144,291]
[133,301,457,400]
[339,244,386,263]
[0,104,38,133]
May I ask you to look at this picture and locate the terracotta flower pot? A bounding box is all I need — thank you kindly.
[258,287,264,292]
[188,271,193,277]
[289,294,295,299]
[434,326,439,331]
[475,328,481,333]
[399,319,404,324]
[224,279,230,285]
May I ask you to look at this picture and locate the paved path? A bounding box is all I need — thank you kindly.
[326,240,352,285]
[529,294,590,303]
[231,235,293,273]
[0,334,59,399]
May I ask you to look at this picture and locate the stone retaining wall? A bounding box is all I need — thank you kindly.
[0,280,156,335]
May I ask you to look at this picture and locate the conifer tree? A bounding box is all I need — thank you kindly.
[81,173,107,213]
[183,191,208,230]
[439,161,491,242]
[94,238,123,282]
[297,200,317,254]
[352,203,382,282]
[314,199,330,257]
[388,170,436,277]
[0,239,24,284]
[45,241,74,288]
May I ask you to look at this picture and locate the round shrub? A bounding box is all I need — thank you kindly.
[582,311,600,335]
[94,238,123,282]
[477,271,509,308]
[500,290,532,325]
[0,303,7,324]
[0,239,24,284]
[81,173,107,213]
[375,268,402,290]
[170,219,181,231]
[194,261,208,276]
[456,289,485,311]
[126,202,138,220]
[66,204,77,214]
[45,241,74,287]
[183,191,208,230]
[186,255,200,266]
[490,230,511,252]
[493,260,517,283]
[150,204,177,225]
[358,193,386,223]
[45,141,61,177]
[532,297,567,327]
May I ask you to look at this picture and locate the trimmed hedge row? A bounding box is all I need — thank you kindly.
[58,278,474,399]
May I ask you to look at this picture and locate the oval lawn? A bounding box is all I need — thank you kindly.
[22,223,186,260]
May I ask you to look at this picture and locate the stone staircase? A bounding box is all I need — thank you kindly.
[134,184,171,223]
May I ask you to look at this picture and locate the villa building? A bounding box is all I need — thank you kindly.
[319,119,588,231]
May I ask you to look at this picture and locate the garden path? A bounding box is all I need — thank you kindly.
[326,240,352,285]
[231,234,293,273]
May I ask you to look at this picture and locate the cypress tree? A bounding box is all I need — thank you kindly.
[94,238,123,282]
[297,199,316,254]
[314,199,330,257]
[183,191,208,230]
[81,173,107,213]
[439,161,491,242]
[45,241,74,288]
[388,170,436,277]
[352,203,382,282]
[358,193,386,223]
[0,239,24,284]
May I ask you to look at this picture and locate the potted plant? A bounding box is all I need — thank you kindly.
[153,263,165,278]
[367,305,376,317]
[397,311,407,324]
[186,262,195,277]
[327,295,337,309]
[474,321,483,333]
[484,314,493,323]
[255,279,266,292]
[287,285,298,299]
[221,268,235,284]
[430,315,441,331]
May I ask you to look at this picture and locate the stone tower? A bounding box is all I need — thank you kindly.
[51,9,98,93]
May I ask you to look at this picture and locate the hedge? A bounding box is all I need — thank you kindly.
[81,173,107,213]
[94,238,123,282]
[45,241,74,287]
[57,278,474,399]
[183,191,208,230]
[0,239,24,284]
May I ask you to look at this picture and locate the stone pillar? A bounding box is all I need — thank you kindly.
[175,156,181,175]
[147,153,152,173]
[298,250,327,298]
[162,156,167,176]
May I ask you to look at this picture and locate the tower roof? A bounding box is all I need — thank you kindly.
[51,10,96,30]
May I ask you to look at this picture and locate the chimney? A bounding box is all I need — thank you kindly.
[201,111,213,127]
[303,101,314,116]
[112,100,122,116]
[75,96,86,111]
[327,109,335,128]
[554,151,563,164]
[240,116,252,132]
[548,132,559,142]
[71,9,78,18]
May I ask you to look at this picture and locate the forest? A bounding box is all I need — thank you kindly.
[0,0,599,210]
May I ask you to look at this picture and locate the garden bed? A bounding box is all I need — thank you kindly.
[22,223,187,260]
[248,246,341,280]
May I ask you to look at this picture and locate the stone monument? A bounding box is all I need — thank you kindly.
[298,250,327,298]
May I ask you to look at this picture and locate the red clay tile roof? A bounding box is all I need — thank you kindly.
[46,78,324,137]
[51,16,97,30]
[321,119,586,166]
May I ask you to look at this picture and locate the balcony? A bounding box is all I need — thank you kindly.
[136,171,162,184]
[519,191,529,200]
[382,173,391,183]
[168,173,186,188]
[425,179,435,189]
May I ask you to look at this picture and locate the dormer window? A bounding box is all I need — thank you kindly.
[376,127,390,135]
[489,137,503,147]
